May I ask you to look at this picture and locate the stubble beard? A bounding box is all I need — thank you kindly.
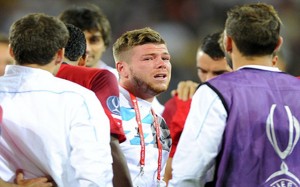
[132,74,167,97]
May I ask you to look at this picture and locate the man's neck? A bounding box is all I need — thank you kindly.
[120,84,155,103]
[23,62,58,75]
[232,53,275,70]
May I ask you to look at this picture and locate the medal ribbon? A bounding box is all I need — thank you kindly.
[129,92,163,181]
[151,108,163,181]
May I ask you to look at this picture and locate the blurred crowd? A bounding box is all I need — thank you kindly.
[0,0,299,103]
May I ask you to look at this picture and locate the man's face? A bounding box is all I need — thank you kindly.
[196,51,231,82]
[0,43,14,76]
[124,43,171,97]
[83,30,106,68]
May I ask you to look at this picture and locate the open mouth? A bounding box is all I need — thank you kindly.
[154,73,167,79]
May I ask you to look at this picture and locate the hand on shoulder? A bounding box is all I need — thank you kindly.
[171,80,199,101]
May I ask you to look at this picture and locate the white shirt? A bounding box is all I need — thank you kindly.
[0,65,113,187]
[169,65,281,187]
[119,86,169,187]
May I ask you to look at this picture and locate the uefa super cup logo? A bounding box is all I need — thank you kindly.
[265,104,300,187]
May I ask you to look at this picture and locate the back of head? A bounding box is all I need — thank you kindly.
[59,4,111,48]
[199,31,225,60]
[113,27,166,62]
[65,24,86,62]
[9,13,69,66]
[225,3,281,56]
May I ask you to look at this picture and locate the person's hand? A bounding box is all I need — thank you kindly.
[15,170,55,187]
[171,80,199,101]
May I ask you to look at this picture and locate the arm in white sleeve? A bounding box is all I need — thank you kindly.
[69,91,113,187]
[168,84,227,187]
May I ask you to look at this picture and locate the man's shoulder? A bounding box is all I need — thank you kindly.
[57,64,114,88]
[53,76,96,96]
[58,63,102,76]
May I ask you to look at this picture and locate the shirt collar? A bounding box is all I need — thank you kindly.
[5,65,54,77]
[119,85,152,110]
[237,65,281,72]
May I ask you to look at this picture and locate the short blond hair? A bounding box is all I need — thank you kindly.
[113,27,165,62]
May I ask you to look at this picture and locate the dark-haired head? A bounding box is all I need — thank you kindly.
[225,3,281,57]
[59,4,111,48]
[9,13,69,66]
[64,23,86,62]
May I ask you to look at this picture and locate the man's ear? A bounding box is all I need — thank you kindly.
[116,61,129,78]
[271,37,283,67]
[274,36,283,52]
[55,48,64,65]
[8,44,14,58]
[77,54,87,66]
[116,61,123,73]
[224,35,233,53]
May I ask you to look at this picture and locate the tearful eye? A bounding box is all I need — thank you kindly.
[144,57,153,61]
